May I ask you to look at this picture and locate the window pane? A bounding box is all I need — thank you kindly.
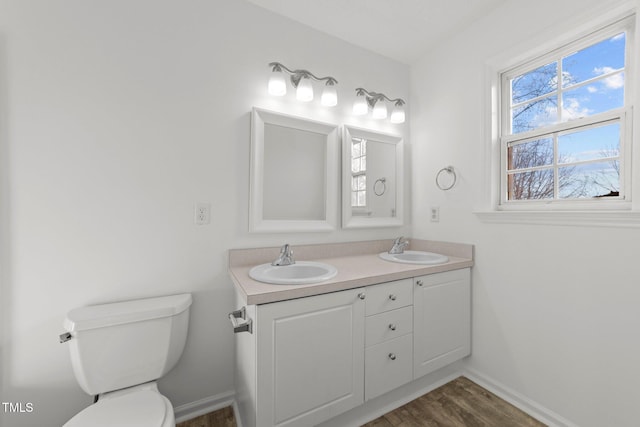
[561,73,624,121]
[562,33,626,88]
[357,191,366,206]
[512,96,557,134]
[558,122,620,163]
[357,175,366,190]
[508,169,554,200]
[352,141,361,157]
[351,192,357,206]
[508,138,553,170]
[352,158,360,173]
[558,161,620,198]
[511,62,557,105]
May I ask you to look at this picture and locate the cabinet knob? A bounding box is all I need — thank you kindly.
[358,293,366,300]
[388,294,397,301]
[388,353,397,361]
[388,323,396,331]
[416,280,423,287]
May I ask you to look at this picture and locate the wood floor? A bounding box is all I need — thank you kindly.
[176,376,545,427]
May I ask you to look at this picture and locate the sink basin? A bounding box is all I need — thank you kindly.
[249,261,338,285]
[379,250,449,265]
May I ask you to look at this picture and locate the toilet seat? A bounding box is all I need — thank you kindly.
[63,389,174,427]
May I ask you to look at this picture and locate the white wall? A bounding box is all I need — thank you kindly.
[0,1,409,425]
[411,1,640,426]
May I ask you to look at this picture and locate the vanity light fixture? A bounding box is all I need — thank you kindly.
[268,62,338,106]
[353,88,406,124]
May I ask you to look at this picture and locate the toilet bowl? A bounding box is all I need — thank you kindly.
[60,293,192,427]
[64,383,174,427]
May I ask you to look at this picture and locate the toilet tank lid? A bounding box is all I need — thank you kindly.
[64,293,192,332]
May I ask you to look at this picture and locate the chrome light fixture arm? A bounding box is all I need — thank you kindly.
[269,62,338,88]
[355,87,405,108]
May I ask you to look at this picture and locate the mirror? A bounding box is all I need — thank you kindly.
[250,108,339,232]
[342,125,403,228]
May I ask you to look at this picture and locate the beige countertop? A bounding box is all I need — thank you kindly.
[229,239,474,305]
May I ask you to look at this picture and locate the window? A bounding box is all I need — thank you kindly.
[351,137,367,208]
[500,16,634,208]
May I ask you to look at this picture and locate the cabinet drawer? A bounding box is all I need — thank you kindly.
[365,306,412,347]
[366,279,412,316]
[365,333,413,400]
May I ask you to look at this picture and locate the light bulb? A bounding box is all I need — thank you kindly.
[390,104,405,124]
[296,78,313,102]
[268,70,286,96]
[372,100,387,119]
[353,97,368,115]
[321,84,337,107]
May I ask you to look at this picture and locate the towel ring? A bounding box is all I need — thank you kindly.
[436,166,457,191]
[374,178,386,196]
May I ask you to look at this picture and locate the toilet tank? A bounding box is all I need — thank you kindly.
[63,293,192,396]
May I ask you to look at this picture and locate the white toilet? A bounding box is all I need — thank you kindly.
[60,293,192,427]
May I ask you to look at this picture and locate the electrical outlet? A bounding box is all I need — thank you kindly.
[430,207,440,222]
[195,202,211,225]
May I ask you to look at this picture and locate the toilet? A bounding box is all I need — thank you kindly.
[60,293,192,427]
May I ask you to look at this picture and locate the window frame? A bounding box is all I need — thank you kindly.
[498,15,635,211]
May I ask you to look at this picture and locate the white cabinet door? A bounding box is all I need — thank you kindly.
[413,268,470,379]
[256,288,365,427]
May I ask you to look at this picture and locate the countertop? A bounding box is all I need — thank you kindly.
[229,239,474,305]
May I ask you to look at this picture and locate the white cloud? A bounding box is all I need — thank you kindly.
[604,73,624,89]
[593,67,624,89]
[611,33,625,42]
[561,98,593,121]
[587,86,598,93]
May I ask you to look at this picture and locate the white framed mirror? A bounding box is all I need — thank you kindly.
[342,125,404,228]
[250,108,339,232]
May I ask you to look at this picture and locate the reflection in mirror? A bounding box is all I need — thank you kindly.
[263,123,326,220]
[250,108,339,232]
[342,126,403,228]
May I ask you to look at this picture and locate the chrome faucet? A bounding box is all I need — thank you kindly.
[388,236,409,254]
[272,244,295,266]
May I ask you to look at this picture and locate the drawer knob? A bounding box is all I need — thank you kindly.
[416,280,423,287]
[388,323,396,331]
[388,294,397,301]
[358,293,366,300]
[388,353,397,361]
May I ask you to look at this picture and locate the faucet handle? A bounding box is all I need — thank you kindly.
[272,243,295,266]
[394,236,404,244]
[283,244,293,257]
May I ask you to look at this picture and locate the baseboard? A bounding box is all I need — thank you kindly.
[173,390,235,423]
[463,368,579,427]
[232,400,244,427]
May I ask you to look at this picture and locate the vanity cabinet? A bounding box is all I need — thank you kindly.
[413,268,471,378]
[234,268,471,427]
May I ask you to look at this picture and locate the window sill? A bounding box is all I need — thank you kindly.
[473,210,640,228]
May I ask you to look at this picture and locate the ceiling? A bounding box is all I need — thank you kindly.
[245,0,508,65]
